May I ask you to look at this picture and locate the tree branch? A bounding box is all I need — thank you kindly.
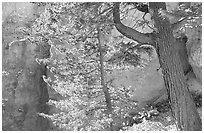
[113,2,153,44]
[171,13,201,31]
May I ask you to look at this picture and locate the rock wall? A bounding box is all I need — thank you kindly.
[2,2,50,130]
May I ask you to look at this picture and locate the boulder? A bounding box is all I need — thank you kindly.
[185,20,202,84]
[107,50,167,107]
[109,16,202,108]
[108,46,201,109]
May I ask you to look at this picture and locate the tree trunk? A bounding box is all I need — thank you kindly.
[112,2,202,130]
[97,27,113,130]
[149,2,202,131]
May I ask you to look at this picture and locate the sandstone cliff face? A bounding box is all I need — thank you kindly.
[2,3,50,130]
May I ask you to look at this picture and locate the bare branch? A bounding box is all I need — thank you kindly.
[113,2,153,44]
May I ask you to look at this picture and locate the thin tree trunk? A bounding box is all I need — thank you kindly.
[97,27,113,130]
[149,2,202,131]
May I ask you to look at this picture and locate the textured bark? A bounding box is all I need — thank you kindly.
[176,37,192,75]
[149,2,202,131]
[112,2,202,131]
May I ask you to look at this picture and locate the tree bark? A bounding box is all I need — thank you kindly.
[112,2,202,131]
[149,2,202,131]
[97,27,113,130]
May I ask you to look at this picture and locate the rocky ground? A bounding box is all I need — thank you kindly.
[121,91,202,131]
